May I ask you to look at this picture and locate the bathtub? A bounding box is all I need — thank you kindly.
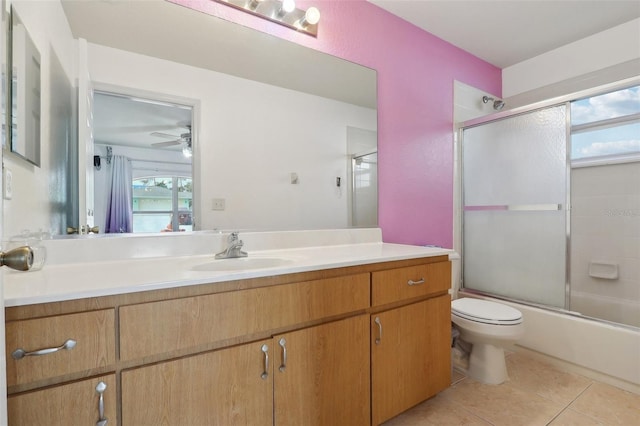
[459,290,640,395]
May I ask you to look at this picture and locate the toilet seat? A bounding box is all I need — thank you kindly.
[452,298,522,325]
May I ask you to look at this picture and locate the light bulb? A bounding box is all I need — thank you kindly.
[303,7,320,26]
[281,0,295,13]
[182,143,193,158]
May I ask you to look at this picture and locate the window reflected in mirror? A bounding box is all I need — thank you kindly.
[133,177,193,233]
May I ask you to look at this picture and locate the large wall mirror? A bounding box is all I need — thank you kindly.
[4,0,377,239]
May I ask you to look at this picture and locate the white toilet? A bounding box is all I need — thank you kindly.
[451,298,523,384]
[449,255,524,384]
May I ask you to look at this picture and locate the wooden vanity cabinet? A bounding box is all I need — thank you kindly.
[370,262,452,425]
[5,255,451,426]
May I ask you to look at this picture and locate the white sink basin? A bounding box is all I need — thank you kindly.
[191,257,293,272]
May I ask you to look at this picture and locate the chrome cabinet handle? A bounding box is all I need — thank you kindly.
[278,338,287,372]
[12,339,77,360]
[374,317,382,345]
[408,278,425,286]
[95,381,108,426]
[261,344,269,379]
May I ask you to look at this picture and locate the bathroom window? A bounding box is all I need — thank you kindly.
[132,176,193,232]
[571,85,640,164]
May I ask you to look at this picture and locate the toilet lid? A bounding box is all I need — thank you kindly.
[452,298,522,325]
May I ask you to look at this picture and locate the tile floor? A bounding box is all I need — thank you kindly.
[383,351,640,426]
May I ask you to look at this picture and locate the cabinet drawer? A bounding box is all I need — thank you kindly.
[120,273,370,361]
[8,374,116,425]
[5,309,116,387]
[372,261,450,306]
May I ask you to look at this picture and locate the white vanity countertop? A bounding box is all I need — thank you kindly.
[4,242,453,307]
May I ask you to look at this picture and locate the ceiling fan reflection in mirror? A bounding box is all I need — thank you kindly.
[151,124,193,158]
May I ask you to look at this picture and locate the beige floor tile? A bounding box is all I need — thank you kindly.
[569,382,640,425]
[548,408,606,425]
[506,353,593,404]
[382,394,491,426]
[440,378,565,426]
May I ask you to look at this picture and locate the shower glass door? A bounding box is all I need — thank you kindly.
[462,105,568,308]
[352,152,378,227]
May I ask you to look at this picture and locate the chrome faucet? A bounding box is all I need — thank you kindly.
[215,232,248,259]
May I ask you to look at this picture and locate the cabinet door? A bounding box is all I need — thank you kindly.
[274,315,370,426]
[8,374,116,425]
[371,296,451,425]
[121,340,272,426]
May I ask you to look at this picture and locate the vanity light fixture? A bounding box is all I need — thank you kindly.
[214,0,320,37]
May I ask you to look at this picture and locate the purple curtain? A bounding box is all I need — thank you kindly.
[105,156,133,233]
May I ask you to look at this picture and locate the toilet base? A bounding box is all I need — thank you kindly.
[467,342,509,385]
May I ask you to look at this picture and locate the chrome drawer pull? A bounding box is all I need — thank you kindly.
[12,339,77,360]
[95,381,108,426]
[407,278,425,286]
[261,344,269,380]
[278,338,287,372]
[374,317,382,345]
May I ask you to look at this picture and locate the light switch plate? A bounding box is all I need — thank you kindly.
[212,198,225,211]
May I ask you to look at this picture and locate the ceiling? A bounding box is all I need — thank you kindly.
[93,92,192,151]
[369,0,640,68]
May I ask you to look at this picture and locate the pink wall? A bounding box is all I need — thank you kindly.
[172,0,501,247]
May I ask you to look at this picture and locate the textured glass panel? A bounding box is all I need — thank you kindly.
[462,105,567,307]
[464,106,566,206]
[463,211,566,307]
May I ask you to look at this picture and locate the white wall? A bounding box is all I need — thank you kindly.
[503,18,640,105]
[3,0,75,237]
[453,80,501,124]
[87,43,376,232]
[571,162,640,328]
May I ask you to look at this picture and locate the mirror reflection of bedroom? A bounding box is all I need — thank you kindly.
[92,92,193,233]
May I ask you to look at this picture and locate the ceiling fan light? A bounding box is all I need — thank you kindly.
[182,142,193,158]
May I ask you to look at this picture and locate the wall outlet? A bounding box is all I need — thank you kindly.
[3,168,13,200]
[212,198,226,211]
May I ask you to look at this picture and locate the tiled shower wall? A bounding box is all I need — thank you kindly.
[571,161,640,327]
